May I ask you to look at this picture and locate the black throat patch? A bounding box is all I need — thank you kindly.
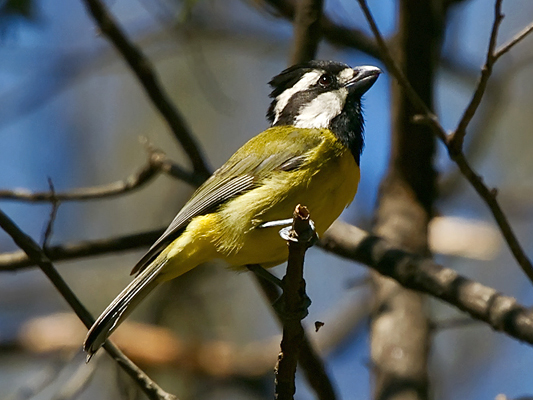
[329,95,365,166]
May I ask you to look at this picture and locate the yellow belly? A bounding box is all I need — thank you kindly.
[157,131,360,281]
[220,149,359,267]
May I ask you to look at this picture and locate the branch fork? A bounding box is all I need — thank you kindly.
[357,0,533,283]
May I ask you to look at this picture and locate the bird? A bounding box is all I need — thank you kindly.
[83,60,381,359]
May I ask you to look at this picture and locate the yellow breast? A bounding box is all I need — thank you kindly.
[217,129,360,267]
[156,129,360,281]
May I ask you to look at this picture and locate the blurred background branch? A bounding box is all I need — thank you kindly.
[261,0,381,59]
[82,0,211,178]
[289,0,323,64]
[358,0,533,285]
[0,145,201,202]
[0,208,177,400]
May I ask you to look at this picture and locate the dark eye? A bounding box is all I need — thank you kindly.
[318,74,333,88]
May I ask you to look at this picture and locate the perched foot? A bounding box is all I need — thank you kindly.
[247,264,311,320]
[247,264,283,287]
[258,218,319,247]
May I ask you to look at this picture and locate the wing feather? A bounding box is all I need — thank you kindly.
[131,127,323,275]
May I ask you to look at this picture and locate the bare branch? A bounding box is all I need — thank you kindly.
[450,3,533,150]
[41,178,60,249]
[0,150,202,203]
[262,0,381,60]
[80,0,211,178]
[160,159,206,186]
[357,0,533,284]
[0,228,163,271]
[494,20,533,60]
[451,153,533,280]
[355,0,448,142]
[0,208,177,400]
[320,221,533,345]
[290,0,323,64]
[282,21,334,400]
[446,0,533,282]
[449,0,503,151]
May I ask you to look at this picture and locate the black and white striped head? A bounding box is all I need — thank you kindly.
[267,60,381,163]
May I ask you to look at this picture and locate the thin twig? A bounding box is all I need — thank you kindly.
[41,178,60,249]
[494,20,533,60]
[430,316,481,332]
[0,208,177,400]
[81,0,211,178]
[446,0,533,282]
[451,153,533,280]
[52,352,102,400]
[450,2,533,150]
[0,150,202,203]
[357,0,533,284]
[449,0,503,151]
[355,0,448,142]
[0,228,164,271]
[160,158,205,186]
[284,2,344,396]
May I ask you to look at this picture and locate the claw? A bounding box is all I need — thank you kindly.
[247,265,311,321]
[247,264,283,287]
[272,289,312,320]
[257,218,293,229]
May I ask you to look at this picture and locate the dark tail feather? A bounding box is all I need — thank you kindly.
[83,259,167,360]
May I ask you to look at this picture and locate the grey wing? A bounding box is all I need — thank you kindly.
[130,130,320,276]
[130,172,255,275]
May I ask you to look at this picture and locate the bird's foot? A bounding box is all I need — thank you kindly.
[272,279,312,321]
[247,265,311,320]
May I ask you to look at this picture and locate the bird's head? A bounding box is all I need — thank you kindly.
[267,60,381,163]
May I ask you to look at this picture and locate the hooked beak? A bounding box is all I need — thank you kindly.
[345,65,382,95]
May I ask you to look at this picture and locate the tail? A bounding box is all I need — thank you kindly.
[83,259,168,361]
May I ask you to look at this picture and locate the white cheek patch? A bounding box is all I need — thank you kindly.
[338,68,355,85]
[294,89,348,129]
[273,70,322,124]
